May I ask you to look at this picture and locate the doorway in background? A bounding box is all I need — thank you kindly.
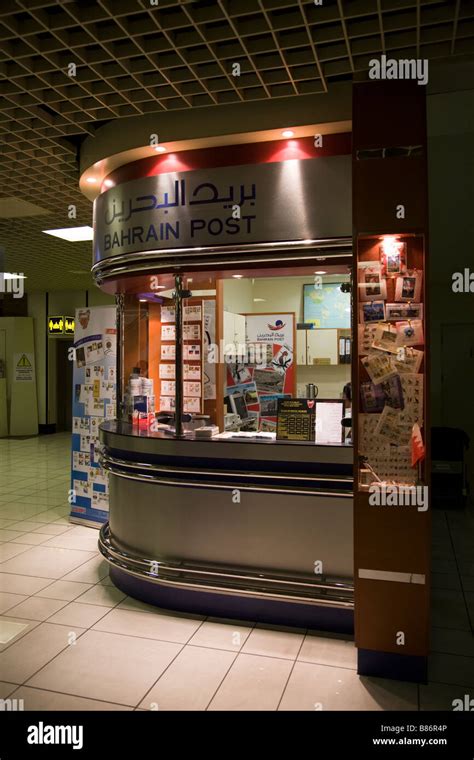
[56,339,73,431]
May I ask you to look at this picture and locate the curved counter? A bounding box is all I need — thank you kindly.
[99,420,354,632]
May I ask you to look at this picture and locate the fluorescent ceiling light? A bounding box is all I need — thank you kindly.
[43,226,94,242]
[282,129,294,138]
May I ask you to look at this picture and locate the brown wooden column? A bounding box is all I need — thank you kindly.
[352,81,431,682]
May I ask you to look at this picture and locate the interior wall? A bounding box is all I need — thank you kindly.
[427,62,474,477]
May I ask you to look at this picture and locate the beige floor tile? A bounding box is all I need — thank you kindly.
[0,529,24,541]
[0,546,97,579]
[33,524,72,535]
[298,631,357,670]
[419,681,473,710]
[4,596,68,622]
[7,686,132,711]
[140,646,236,711]
[11,533,54,546]
[116,596,159,614]
[0,573,53,595]
[41,533,99,552]
[0,544,32,562]
[61,555,109,583]
[93,607,203,644]
[188,619,253,652]
[48,602,110,628]
[430,627,474,658]
[27,629,182,707]
[0,622,85,683]
[35,580,93,602]
[0,592,29,614]
[278,662,418,711]
[7,521,56,533]
[430,589,471,630]
[0,617,40,653]
[242,626,304,660]
[429,652,474,688]
[75,584,126,607]
[208,653,293,711]
[0,681,18,699]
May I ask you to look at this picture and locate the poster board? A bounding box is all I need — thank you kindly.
[70,306,117,527]
[225,312,295,433]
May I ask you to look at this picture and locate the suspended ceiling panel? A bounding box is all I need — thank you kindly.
[0,0,473,290]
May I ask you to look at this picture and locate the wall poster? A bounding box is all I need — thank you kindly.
[70,306,116,528]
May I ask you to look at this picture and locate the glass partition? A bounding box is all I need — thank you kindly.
[118,264,353,444]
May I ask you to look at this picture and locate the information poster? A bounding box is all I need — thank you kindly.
[226,312,295,432]
[70,306,116,527]
[276,399,315,441]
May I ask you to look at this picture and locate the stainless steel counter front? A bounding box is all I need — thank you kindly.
[99,421,354,632]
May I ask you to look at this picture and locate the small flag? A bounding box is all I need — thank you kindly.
[411,422,425,467]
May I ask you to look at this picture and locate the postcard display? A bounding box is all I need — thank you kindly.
[159,303,204,415]
[225,313,295,434]
[356,236,426,487]
[70,306,117,527]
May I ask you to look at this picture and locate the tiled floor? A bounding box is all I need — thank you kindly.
[0,433,473,710]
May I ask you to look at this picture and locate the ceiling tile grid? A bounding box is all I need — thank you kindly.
[0,0,473,290]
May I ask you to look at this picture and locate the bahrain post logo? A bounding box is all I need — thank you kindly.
[268,319,286,331]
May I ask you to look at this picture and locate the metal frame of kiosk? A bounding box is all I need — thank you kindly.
[91,140,355,632]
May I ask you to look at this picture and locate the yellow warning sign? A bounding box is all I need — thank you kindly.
[14,353,34,382]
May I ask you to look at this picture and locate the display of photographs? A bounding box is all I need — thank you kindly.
[184,344,200,360]
[361,353,397,384]
[184,396,201,413]
[395,319,424,347]
[385,302,423,321]
[240,412,259,432]
[159,363,175,380]
[183,381,201,398]
[85,340,104,364]
[161,324,176,341]
[360,382,386,413]
[161,306,175,323]
[260,394,291,415]
[380,240,407,277]
[183,305,201,321]
[359,301,386,323]
[392,348,424,375]
[75,346,86,368]
[183,323,201,340]
[380,375,405,410]
[160,380,175,396]
[227,363,253,385]
[183,364,201,381]
[270,345,293,372]
[372,323,398,353]
[254,368,285,394]
[358,324,378,355]
[395,271,422,302]
[161,344,175,360]
[159,396,175,412]
[358,261,387,302]
[260,418,277,433]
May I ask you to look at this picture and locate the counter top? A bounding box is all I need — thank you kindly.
[100,420,353,470]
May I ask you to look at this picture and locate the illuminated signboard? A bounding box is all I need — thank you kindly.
[48,316,75,335]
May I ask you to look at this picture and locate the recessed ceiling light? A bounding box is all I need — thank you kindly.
[139,299,147,302]
[43,226,94,242]
[253,298,266,302]
[232,274,243,279]
[86,177,97,184]
[282,129,294,138]
[103,179,114,188]
[154,146,167,153]
[314,270,327,275]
